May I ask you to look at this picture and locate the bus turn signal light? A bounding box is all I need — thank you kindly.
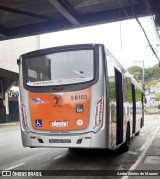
[21,104,28,128]
[93,98,103,130]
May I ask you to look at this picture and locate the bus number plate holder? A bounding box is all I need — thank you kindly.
[49,139,71,143]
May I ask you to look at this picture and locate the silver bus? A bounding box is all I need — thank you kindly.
[18,44,144,152]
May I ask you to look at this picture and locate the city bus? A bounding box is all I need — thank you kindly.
[17,44,144,152]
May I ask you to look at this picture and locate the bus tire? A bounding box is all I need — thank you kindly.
[69,148,76,151]
[140,117,143,128]
[69,148,80,152]
[120,124,130,152]
[135,131,139,136]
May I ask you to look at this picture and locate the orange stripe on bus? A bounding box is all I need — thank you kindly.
[28,88,91,130]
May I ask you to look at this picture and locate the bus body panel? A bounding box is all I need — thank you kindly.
[19,45,109,149]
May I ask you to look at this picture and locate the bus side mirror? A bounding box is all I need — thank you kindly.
[17,59,20,66]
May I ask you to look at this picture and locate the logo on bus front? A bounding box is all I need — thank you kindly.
[54,95,61,105]
[32,98,48,104]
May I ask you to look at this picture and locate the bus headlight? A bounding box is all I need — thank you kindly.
[21,104,28,128]
[93,98,103,130]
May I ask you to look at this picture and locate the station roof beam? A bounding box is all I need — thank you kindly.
[0,0,159,41]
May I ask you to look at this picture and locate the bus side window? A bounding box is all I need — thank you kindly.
[135,88,142,114]
[109,80,116,123]
[123,76,128,103]
[107,58,116,123]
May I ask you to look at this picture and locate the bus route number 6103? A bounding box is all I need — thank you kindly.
[71,95,87,100]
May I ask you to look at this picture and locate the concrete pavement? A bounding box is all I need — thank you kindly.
[122,115,160,179]
[0,115,160,178]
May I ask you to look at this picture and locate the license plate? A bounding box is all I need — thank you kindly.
[51,121,68,127]
[49,139,71,143]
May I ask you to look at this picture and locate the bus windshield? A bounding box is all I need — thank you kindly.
[25,49,94,86]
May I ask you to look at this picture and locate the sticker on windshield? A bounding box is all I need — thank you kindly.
[27,77,93,86]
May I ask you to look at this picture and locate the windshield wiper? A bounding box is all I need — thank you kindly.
[72,70,84,77]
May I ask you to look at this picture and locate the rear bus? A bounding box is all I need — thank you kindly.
[18,44,144,151]
[18,44,109,149]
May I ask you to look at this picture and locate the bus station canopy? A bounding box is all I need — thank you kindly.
[0,0,159,41]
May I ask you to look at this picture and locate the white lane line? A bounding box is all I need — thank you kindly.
[0,123,17,126]
[53,155,64,160]
[0,150,51,171]
[122,125,160,179]
[4,163,25,170]
[0,131,19,136]
[139,142,148,152]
